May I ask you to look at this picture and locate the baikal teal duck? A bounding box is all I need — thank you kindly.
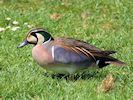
[17,28,126,74]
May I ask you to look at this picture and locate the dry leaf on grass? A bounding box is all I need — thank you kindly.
[98,74,115,93]
[50,13,62,21]
[81,11,90,19]
[102,22,112,30]
[34,96,38,100]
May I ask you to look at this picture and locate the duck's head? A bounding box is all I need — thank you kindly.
[17,28,54,48]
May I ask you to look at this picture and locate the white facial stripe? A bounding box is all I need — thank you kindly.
[36,33,45,44]
[96,60,100,65]
[52,46,54,59]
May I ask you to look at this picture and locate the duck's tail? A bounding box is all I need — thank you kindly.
[95,50,126,68]
[98,56,126,68]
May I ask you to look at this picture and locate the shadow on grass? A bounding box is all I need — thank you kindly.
[43,69,108,81]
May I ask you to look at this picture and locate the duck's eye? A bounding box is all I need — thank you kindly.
[31,32,37,38]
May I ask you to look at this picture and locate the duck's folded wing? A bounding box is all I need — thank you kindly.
[53,45,96,66]
[53,38,126,67]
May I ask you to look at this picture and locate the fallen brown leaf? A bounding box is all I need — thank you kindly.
[81,11,90,19]
[102,22,112,30]
[98,74,115,93]
[50,13,62,21]
[34,96,38,100]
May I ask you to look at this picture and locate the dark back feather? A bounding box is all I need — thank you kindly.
[55,37,102,51]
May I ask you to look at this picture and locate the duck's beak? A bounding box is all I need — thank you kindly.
[17,40,29,48]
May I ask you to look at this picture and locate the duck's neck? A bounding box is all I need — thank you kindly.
[42,37,54,49]
[43,37,53,45]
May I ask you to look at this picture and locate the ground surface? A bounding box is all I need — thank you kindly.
[0,0,133,100]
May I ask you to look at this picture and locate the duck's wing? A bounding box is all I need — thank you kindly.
[52,37,126,67]
[54,37,116,55]
[53,44,96,67]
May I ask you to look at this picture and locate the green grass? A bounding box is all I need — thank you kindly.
[0,0,133,99]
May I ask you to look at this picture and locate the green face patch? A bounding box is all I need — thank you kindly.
[39,31,52,42]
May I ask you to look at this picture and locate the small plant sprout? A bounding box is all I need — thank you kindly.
[12,21,19,25]
[0,27,5,32]
[11,26,20,31]
[6,17,11,21]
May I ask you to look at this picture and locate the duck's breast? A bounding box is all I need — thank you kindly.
[32,45,54,66]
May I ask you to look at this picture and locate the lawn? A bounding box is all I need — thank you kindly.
[0,0,133,99]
